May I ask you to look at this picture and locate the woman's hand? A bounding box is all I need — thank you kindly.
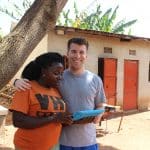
[53,112,73,125]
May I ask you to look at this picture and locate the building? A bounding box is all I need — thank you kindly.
[14,26,150,111]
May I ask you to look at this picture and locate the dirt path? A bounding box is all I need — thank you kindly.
[97,110,150,150]
[0,110,150,150]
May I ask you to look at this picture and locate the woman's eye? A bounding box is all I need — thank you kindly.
[54,72,59,75]
[54,72,61,76]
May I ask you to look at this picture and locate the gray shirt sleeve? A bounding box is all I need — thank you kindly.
[94,75,106,106]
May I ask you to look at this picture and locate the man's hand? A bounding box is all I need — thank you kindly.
[14,79,31,91]
[93,114,103,124]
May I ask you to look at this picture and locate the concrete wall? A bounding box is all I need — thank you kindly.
[12,34,48,80]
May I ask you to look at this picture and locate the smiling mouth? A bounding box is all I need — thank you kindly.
[73,60,80,63]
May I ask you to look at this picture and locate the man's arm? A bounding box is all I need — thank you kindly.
[93,102,106,124]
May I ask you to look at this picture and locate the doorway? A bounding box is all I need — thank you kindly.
[123,60,138,110]
[98,58,117,105]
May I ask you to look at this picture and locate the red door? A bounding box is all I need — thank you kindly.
[123,60,138,110]
[98,58,117,105]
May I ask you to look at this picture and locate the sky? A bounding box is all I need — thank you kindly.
[0,0,150,38]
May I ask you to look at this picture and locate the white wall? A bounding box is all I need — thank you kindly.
[12,34,48,81]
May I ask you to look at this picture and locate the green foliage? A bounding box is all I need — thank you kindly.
[112,19,137,34]
[0,0,137,34]
[0,0,33,20]
[57,3,137,34]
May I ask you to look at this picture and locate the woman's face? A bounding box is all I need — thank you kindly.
[42,63,64,88]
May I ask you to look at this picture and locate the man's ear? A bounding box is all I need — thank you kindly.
[67,51,69,56]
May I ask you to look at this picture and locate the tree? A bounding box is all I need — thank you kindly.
[0,27,3,42]
[0,0,68,90]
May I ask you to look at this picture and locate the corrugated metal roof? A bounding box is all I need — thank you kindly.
[55,26,150,42]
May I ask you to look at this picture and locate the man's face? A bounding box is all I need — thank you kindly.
[67,43,87,71]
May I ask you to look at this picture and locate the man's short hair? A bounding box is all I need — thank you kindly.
[67,37,89,51]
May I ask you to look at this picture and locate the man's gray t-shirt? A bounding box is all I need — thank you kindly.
[59,69,106,147]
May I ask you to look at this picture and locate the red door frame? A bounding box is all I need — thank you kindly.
[123,60,138,110]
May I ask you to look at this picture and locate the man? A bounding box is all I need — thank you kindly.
[14,37,106,150]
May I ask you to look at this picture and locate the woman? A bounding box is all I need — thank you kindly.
[10,52,73,150]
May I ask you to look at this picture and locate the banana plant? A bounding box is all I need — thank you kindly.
[0,0,137,34]
[0,0,33,20]
[57,3,137,34]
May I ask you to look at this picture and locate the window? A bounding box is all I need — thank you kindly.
[104,47,112,53]
[129,49,136,55]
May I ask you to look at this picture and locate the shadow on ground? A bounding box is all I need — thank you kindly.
[98,143,120,150]
[100,145,120,150]
[96,128,108,137]
[0,145,14,150]
[102,109,150,124]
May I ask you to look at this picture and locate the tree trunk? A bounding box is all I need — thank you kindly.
[0,0,67,90]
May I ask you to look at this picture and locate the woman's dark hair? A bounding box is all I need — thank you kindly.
[21,52,64,81]
[67,37,89,51]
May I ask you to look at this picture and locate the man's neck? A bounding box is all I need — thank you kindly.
[69,67,85,76]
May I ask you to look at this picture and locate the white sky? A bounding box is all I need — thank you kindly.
[0,0,150,38]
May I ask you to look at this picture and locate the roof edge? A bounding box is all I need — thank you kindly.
[55,26,150,42]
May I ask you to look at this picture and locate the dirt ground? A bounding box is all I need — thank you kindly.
[0,90,150,150]
[97,110,150,150]
[0,109,150,150]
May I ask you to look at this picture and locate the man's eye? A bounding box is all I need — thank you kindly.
[80,51,85,55]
